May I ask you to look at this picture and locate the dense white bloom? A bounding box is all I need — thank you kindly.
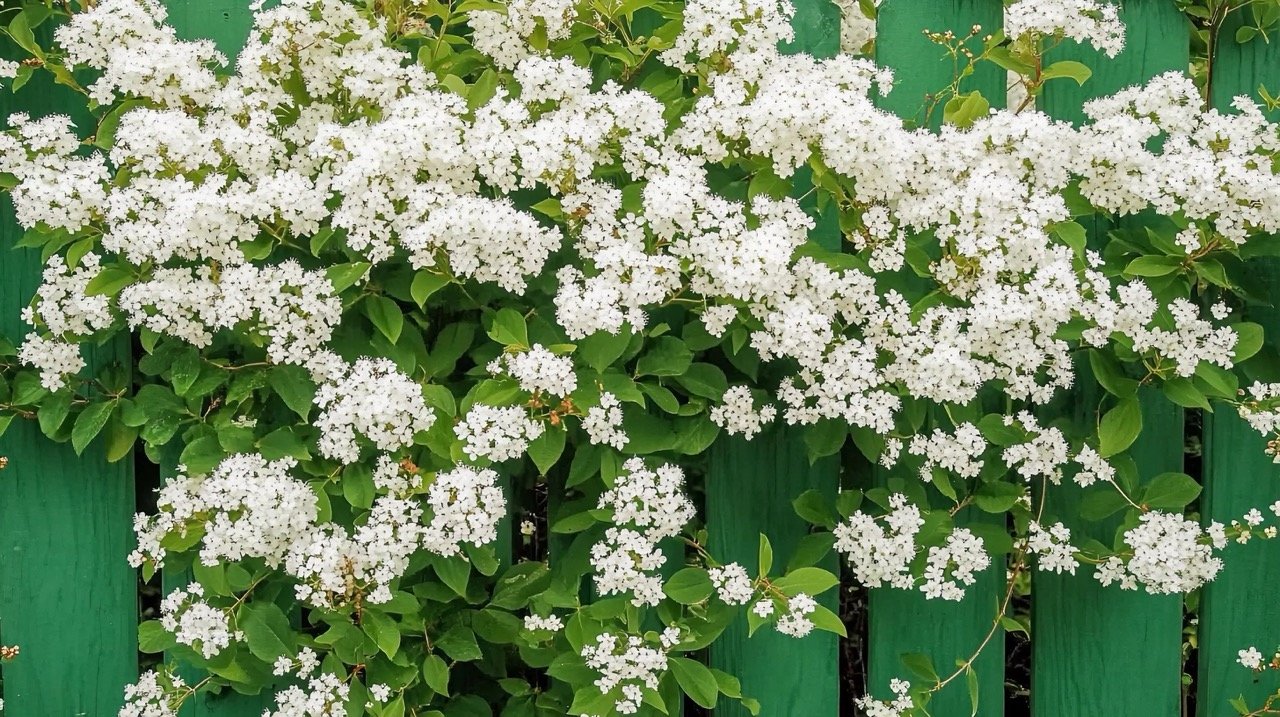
[1097,512,1223,594]
[709,563,754,605]
[581,633,669,715]
[592,460,695,605]
[834,494,923,591]
[489,344,577,396]
[159,584,239,659]
[524,614,564,632]
[314,358,435,463]
[1239,646,1265,670]
[120,670,184,717]
[422,464,508,556]
[455,404,545,462]
[710,386,777,440]
[775,592,818,637]
[854,679,914,717]
[1027,521,1080,575]
[583,392,629,450]
[18,334,85,391]
[920,528,990,601]
[1005,0,1125,58]
[908,423,985,482]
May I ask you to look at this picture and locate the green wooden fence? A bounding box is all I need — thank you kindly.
[2,0,1280,715]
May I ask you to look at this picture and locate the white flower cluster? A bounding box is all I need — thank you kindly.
[709,563,754,605]
[455,404,545,463]
[580,632,670,715]
[921,528,991,601]
[488,344,577,396]
[774,592,819,638]
[854,678,914,717]
[1001,413,1070,484]
[132,454,504,609]
[1238,645,1278,671]
[159,583,239,659]
[591,459,696,605]
[710,386,777,440]
[1026,521,1080,575]
[1004,0,1125,57]
[583,392,628,450]
[120,669,184,717]
[1236,382,1280,460]
[908,423,986,482]
[523,614,564,632]
[834,494,989,601]
[314,358,435,463]
[1096,511,1223,594]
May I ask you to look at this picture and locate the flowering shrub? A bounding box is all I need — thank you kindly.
[3,0,1280,715]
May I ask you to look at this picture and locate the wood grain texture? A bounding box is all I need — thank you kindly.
[0,32,137,717]
[1197,13,1280,710]
[707,431,840,717]
[1034,4,1188,716]
[867,4,1007,715]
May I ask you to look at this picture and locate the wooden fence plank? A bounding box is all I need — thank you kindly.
[707,434,840,717]
[866,3,1007,715]
[1197,13,1280,712]
[0,33,137,717]
[1033,4,1189,716]
[705,3,840,715]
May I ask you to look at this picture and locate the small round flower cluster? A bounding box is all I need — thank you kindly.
[591,459,696,605]
[523,614,564,633]
[1236,382,1280,460]
[1004,0,1125,58]
[774,593,819,638]
[1096,511,1223,594]
[580,632,669,715]
[455,404,545,463]
[159,583,239,659]
[908,423,986,483]
[582,392,628,450]
[834,494,990,601]
[709,563,754,605]
[314,358,435,464]
[1001,413,1071,485]
[1027,521,1080,575]
[1238,645,1280,671]
[421,464,508,556]
[489,344,578,397]
[710,386,778,440]
[120,669,185,717]
[854,678,915,717]
[920,528,991,601]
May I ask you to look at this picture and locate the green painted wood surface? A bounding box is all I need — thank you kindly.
[1033,4,1188,716]
[705,4,840,715]
[867,4,1007,715]
[0,31,137,717]
[1197,13,1280,712]
[707,432,840,717]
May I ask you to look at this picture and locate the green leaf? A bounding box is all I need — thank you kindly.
[1098,397,1142,458]
[1163,377,1211,411]
[84,266,135,296]
[436,624,482,662]
[1088,349,1138,398]
[669,656,718,709]
[673,363,728,399]
[1233,322,1265,362]
[942,90,989,128]
[363,610,401,658]
[366,296,405,343]
[343,464,376,509]
[412,271,451,307]
[326,262,371,292]
[636,336,693,377]
[138,620,176,654]
[423,654,451,696]
[527,427,565,474]
[973,482,1024,513]
[240,602,295,663]
[663,567,714,604]
[37,391,72,437]
[773,567,839,597]
[435,556,471,597]
[8,12,43,58]
[758,534,773,576]
[577,330,632,373]
[900,652,939,684]
[72,401,114,454]
[268,365,317,420]
[1142,472,1201,509]
[1124,255,1183,277]
[1042,60,1092,85]
[1079,490,1129,521]
[966,665,980,717]
[792,489,834,528]
[487,308,529,348]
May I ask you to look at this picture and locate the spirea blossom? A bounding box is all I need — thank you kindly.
[314,358,435,463]
[455,404,545,463]
[1005,0,1125,58]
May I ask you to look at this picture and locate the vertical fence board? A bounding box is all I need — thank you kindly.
[705,3,839,714]
[1198,14,1280,712]
[867,3,1007,715]
[0,36,137,717]
[707,434,840,716]
[1033,4,1189,716]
